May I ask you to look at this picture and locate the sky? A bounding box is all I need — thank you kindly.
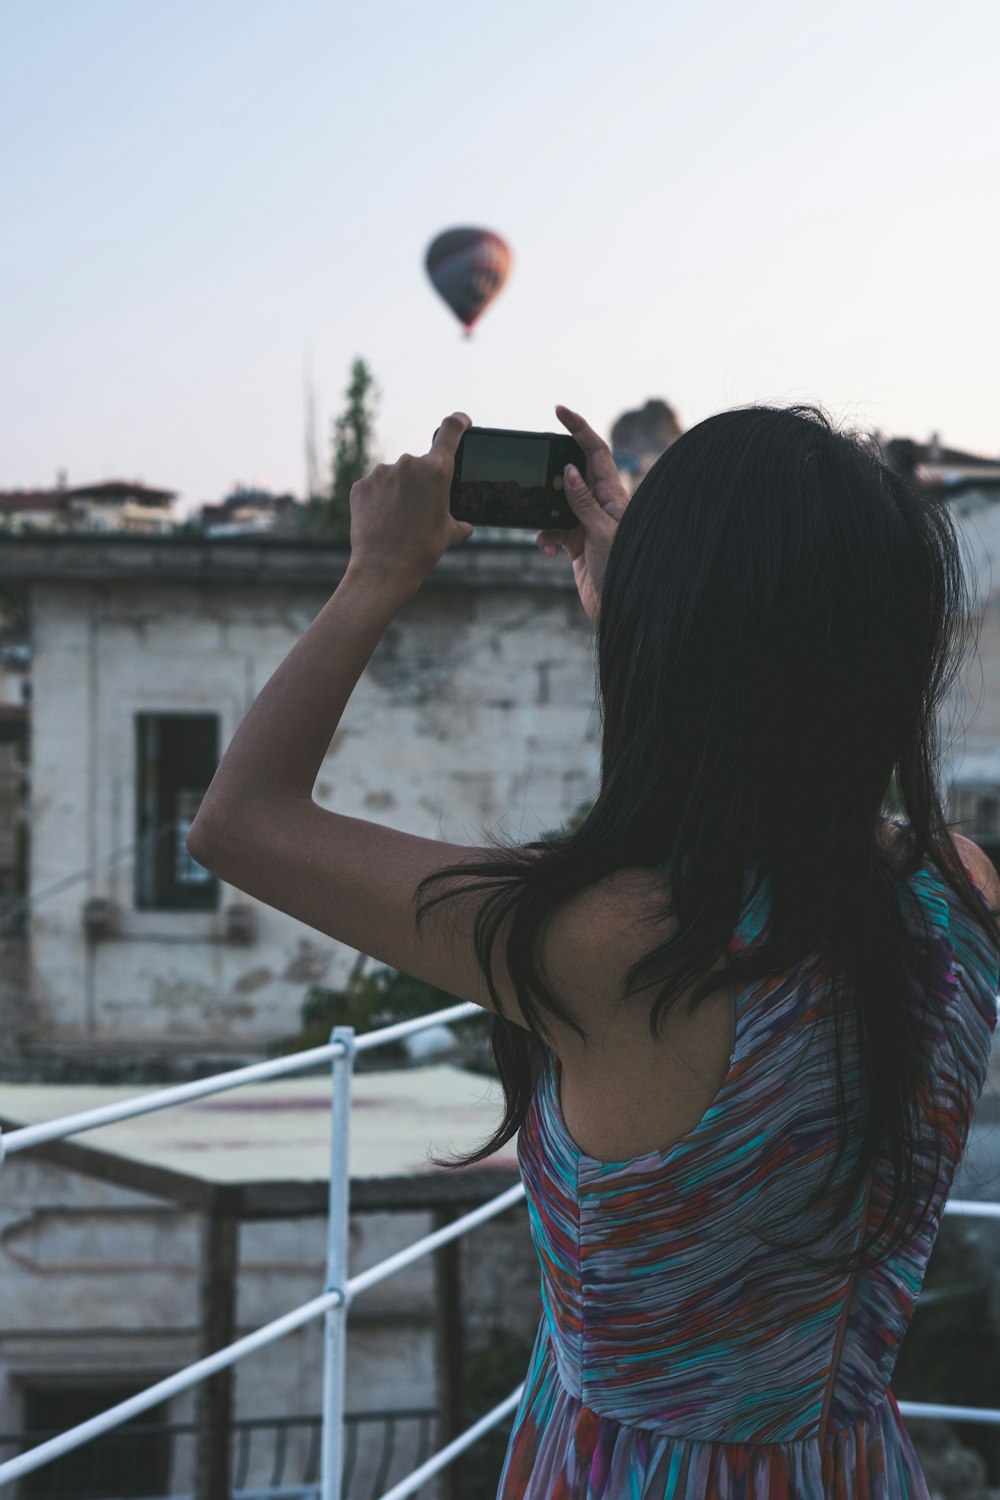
[2,0,999,519]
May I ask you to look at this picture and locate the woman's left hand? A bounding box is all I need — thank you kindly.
[347,412,475,588]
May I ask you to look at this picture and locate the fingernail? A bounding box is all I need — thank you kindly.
[543,544,558,558]
[565,464,581,487]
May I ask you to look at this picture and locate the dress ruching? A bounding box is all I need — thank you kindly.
[497,853,999,1498]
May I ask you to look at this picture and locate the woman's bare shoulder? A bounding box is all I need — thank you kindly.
[538,866,678,1033]
[945,831,1000,909]
[548,865,677,944]
[880,820,996,891]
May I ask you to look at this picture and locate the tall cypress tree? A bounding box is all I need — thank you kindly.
[307,357,379,542]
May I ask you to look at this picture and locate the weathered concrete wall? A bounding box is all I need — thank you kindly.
[27,571,598,1046]
[21,498,1000,1054]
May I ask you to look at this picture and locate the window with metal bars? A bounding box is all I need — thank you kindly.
[135,713,220,911]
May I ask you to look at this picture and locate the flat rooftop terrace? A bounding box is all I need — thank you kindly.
[0,1062,519,1215]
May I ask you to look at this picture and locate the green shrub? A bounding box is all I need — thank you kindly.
[267,963,484,1064]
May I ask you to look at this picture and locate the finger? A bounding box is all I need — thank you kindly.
[429,412,471,464]
[563,463,599,511]
[554,405,610,457]
[536,526,584,563]
[555,405,624,492]
[536,528,569,558]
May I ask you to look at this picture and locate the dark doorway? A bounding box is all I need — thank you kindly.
[20,1384,171,1498]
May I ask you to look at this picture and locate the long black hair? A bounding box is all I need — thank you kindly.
[413,403,1000,1274]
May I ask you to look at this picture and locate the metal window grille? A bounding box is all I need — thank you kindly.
[135,714,219,911]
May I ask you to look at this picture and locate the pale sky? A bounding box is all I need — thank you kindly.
[2,0,998,519]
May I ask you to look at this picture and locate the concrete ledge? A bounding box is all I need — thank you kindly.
[0,534,578,590]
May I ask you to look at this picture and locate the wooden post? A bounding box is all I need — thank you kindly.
[432,1206,465,1500]
[194,1209,238,1500]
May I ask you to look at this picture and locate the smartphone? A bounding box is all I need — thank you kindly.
[436,425,584,530]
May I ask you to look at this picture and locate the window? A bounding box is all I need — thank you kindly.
[136,713,220,911]
[0,713,28,933]
[949,781,1000,876]
[19,1384,170,1498]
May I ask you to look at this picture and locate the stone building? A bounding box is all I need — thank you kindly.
[0,528,570,1494]
[4,484,1000,1061]
[0,533,598,1063]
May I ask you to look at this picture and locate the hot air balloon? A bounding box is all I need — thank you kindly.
[425,227,512,336]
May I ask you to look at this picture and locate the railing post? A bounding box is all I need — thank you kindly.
[321,1025,356,1500]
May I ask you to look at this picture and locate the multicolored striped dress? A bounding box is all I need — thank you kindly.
[497,851,999,1498]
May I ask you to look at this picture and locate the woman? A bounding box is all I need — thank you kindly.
[188,403,1000,1499]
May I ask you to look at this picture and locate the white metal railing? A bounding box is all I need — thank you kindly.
[1,1000,1000,1497]
[0,1001,526,1499]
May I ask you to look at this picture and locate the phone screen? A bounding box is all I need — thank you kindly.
[457,434,550,521]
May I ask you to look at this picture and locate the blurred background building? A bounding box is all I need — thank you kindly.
[610,398,684,492]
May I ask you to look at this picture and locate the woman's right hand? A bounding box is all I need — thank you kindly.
[536,405,631,626]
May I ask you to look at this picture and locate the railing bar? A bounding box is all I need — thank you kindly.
[897,1399,1000,1425]
[321,1026,355,1500]
[0,1409,429,1439]
[1,1046,346,1153]
[942,1199,1000,1219]
[351,1004,479,1052]
[345,1183,526,1300]
[371,1414,397,1497]
[344,1408,438,1420]
[413,1412,432,1492]
[270,1419,288,1487]
[376,1385,525,1500]
[0,1002,480,1156]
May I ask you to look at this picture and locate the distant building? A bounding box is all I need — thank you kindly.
[881,431,1000,487]
[66,480,179,533]
[196,484,306,538]
[0,487,70,533]
[0,479,179,535]
[876,435,1000,873]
